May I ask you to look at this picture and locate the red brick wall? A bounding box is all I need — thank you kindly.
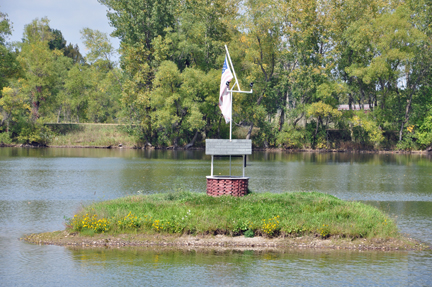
[206,177,248,197]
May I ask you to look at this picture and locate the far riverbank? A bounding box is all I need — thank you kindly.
[2,123,432,152]
[2,142,432,155]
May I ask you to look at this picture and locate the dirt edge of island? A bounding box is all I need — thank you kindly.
[22,230,429,252]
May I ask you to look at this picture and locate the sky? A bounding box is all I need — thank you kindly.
[1,0,120,60]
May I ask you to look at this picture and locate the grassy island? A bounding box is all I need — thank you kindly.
[24,192,428,251]
[67,191,397,238]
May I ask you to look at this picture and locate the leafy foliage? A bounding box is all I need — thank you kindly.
[2,1,432,149]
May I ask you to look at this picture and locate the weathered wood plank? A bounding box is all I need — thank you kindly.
[205,139,252,155]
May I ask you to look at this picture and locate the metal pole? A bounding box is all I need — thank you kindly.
[242,155,245,177]
[229,155,232,176]
[229,90,232,141]
[227,89,253,94]
[224,45,240,91]
[225,45,253,142]
[211,155,214,176]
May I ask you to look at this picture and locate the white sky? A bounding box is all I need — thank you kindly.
[0,0,120,61]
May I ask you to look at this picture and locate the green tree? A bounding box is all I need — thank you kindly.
[0,82,30,133]
[64,43,85,64]
[86,63,122,123]
[345,4,427,141]
[235,0,284,144]
[79,28,122,123]
[18,18,57,121]
[9,18,73,127]
[152,0,236,71]
[61,64,90,122]
[306,101,342,148]
[0,9,12,46]
[48,29,66,51]
[98,0,178,143]
[0,10,21,99]
[180,67,220,142]
[80,28,117,66]
[99,0,175,49]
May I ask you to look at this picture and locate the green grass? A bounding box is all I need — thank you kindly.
[47,124,140,147]
[67,191,399,239]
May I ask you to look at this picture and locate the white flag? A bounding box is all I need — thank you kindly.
[219,56,234,123]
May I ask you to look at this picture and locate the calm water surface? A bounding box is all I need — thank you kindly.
[0,148,431,286]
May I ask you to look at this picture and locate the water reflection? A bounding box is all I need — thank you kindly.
[0,147,210,160]
[62,247,429,286]
[252,151,432,166]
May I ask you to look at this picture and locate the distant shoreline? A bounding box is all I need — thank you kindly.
[1,143,432,154]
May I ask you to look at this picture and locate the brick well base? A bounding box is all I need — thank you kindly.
[206,176,249,197]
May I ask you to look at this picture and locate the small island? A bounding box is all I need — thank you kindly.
[23,191,428,251]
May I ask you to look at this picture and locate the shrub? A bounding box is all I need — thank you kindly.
[244,229,254,238]
[0,132,12,144]
[396,126,418,151]
[276,125,305,148]
[350,111,384,147]
[16,121,55,145]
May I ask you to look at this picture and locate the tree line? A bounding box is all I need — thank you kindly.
[1,0,432,150]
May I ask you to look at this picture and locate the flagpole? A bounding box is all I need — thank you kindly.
[224,45,253,141]
[226,45,236,142]
[230,90,232,141]
[225,45,240,91]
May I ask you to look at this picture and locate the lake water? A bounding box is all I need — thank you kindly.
[0,148,431,286]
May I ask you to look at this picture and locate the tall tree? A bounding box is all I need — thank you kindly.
[0,10,12,46]
[48,29,66,51]
[152,0,237,71]
[64,43,85,64]
[344,4,427,141]
[80,28,117,66]
[18,18,56,121]
[236,0,284,143]
[99,0,175,49]
[0,10,21,99]
[98,0,177,143]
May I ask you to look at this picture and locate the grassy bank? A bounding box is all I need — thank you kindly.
[46,123,140,148]
[0,122,417,151]
[65,191,399,240]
